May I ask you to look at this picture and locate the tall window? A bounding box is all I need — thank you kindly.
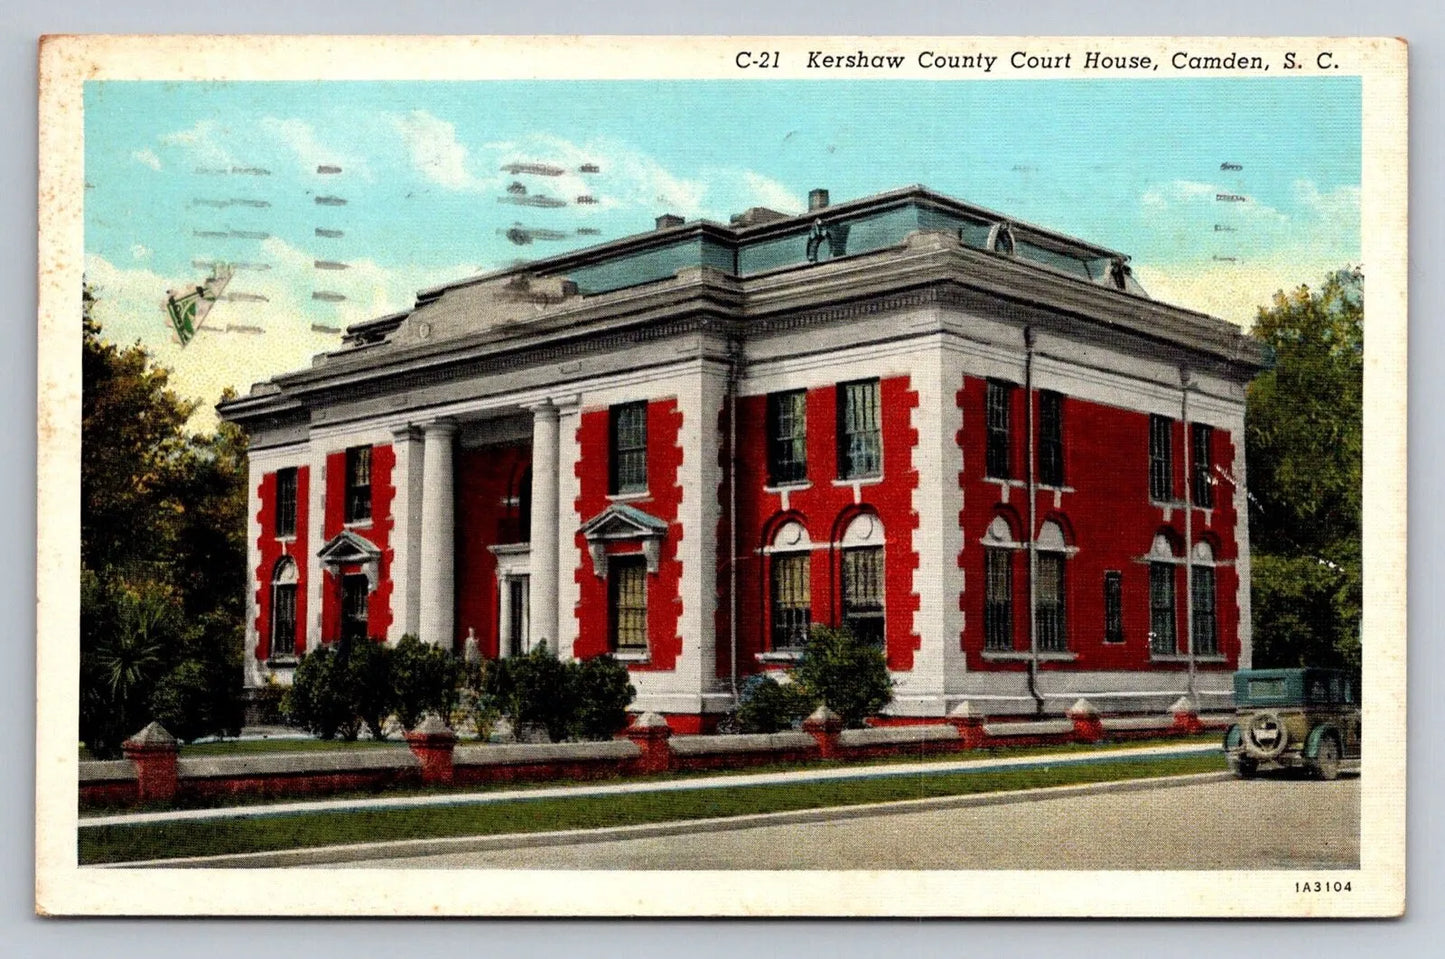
[986,380,1014,479]
[837,379,882,479]
[767,390,809,485]
[344,446,372,524]
[1035,521,1069,652]
[609,401,649,495]
[1038,390,1064,487]
[1148,415,1173,502]
[270,558,298,659]
[841,547,885,646]
[608,555,649,652]
[1149,562,1177,655]
[1192,542,1219,656]
[1103,571,1124,644]
[984,547,1013,651]
[275,467,298,538]
[1191,423,1215,508]
[770,552,811,650]
[341,573,369,644]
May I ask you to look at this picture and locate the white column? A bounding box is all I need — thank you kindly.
[417,418,457,648]
[389,424,424,641]
[528,400,561,657]
[496,574,513,657]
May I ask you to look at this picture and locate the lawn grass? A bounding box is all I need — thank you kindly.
[78,751,1226,865]
[78,733,1221,816]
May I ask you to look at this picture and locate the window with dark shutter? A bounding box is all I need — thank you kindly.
[1193,565,1218,656]
[1038,390,1064,487]
[341,573,370,644]
[1149,562,1176,655]
[766,390,808,486]
[608,555,648,651]
[1148,415,1173,502]
[1103,571,1124,643]
[1191,423,1214,508]
[609,402,648,495]
[837,380,882,479]
[770,552,811,650]
[345,447,372,524]
[984,547,1014,651]
[986,380,1013,480]
[841,546,885,646]
[276,467,298,538]
[1035,553,1068,652]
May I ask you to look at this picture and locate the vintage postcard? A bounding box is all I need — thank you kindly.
[36,35,1406,917]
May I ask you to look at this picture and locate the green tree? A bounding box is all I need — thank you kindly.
[80,283,248,754]
[1246,267,1363,671]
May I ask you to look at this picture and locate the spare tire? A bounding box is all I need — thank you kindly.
[1242,711,1289,760]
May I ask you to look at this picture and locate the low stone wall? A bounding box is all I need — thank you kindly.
[80,697,1221,808]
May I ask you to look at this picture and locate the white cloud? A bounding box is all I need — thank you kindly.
[391,110,481,191]
[1134,249,1356,328]
[131,149,162,171]
[1293,179,1361,221]
[130,244,151,260]
[259,116,371,181]
[159,119,236,169]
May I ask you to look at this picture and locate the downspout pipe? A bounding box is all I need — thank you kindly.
[1182,367,1196,703]
[1024,326,1044,715]
[727,336,742,706]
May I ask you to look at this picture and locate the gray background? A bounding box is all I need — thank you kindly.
[6,0,1435,954]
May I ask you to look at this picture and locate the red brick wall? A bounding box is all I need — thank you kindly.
[573,398,685,668]
[253,466,309,660]
[455,444,532,657]
[319,443,396,644]
[956,378,1240,673]
[726,375,921,675]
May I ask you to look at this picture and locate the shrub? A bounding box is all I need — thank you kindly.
[345,638,395,740]
[735,673,814,734]
[282,645,352,740]
[491,642,572,742]
[452,659,501,741]
[791,624,893,728]
[148,660,218,744]
[390,634,460,731]
[567,654,637,740]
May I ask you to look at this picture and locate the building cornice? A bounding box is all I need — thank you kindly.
[219,231,1266,427]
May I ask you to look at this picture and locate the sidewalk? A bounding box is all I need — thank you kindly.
[81,740,1217,829]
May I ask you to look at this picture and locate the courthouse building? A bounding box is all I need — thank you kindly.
[218,186,1269,729]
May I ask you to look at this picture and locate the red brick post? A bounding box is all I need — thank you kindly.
[122,721,179,803]
[1169,696,1203,734]
[1067,698,1105,743]
[802,705,844,760]
[624,712,674,774]
[405,714,458,786]
[947,702,987,750]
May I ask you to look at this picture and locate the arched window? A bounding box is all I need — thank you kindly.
[839,513,885,647]
[1191,540,1219,656]
[1148,532,1182,655]
[270,557,299,660]
[1035,520,1069,652]
[768,520,812,651]
[983,515,1019,651]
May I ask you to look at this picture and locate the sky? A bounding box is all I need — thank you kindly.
[83,78,1362,430]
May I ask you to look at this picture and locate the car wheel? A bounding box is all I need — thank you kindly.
[1242,711,1288,760]
[1313,734,1342,781]
[1229,755,1258,779]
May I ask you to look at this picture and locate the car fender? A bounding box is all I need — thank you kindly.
[1304,723,1341,759]
[1224,724,1242,752]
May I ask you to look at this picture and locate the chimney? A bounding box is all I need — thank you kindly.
[655,213,685,230]
[808,188,830,212]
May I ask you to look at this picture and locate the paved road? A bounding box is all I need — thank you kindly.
[339,775,1359,871]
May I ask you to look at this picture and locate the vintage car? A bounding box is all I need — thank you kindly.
[1224,668,1361,780]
